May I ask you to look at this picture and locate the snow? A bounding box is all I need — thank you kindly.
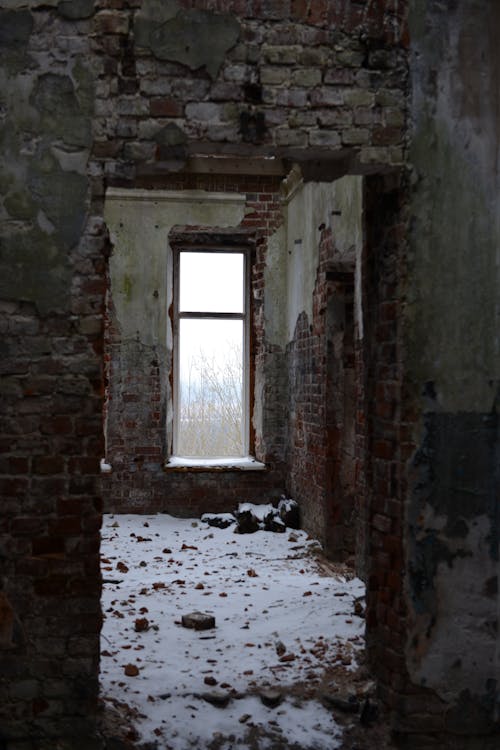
[278,497,296,513]
[165,456,266,470]
[237,502,276,521]
[100,458,112,473]
[100,512,365,749]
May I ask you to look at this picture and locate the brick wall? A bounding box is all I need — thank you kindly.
[286,225,359,559]
[362,172,410,718]
[90,0,407,523]
[0,297,104,749]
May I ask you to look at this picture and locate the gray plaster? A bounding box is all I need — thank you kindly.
[407,1,500,414]
[28,159,88,248]
[0,9,33,48]
[0,8,34,72]
[284,176,362,344]
[104,189,246,350]
[57,0,95,20]
[154,123,188,148]
[30,73,92,149]
[0,230,71,315]
[0,10,93,314]
[406,0,500,723]
[263,224,287,347]
[135,0,240,80]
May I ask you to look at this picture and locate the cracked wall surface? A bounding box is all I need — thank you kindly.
[400,0,500,739]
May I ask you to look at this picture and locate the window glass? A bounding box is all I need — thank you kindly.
[179,252,244,313]
[178,318,243,457]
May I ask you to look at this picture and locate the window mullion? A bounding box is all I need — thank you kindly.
[179,311,245,320]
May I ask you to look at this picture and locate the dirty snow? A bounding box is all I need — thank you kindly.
[100,512,365,749]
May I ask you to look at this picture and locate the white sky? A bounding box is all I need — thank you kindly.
[177,252,245,455]
[179,318,242,384]
[180,252,244,313]
[178,251,244,379]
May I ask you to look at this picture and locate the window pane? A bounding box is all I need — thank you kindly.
[179,252,244,313]
[178,318,244,457]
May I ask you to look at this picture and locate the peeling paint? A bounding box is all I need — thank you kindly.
[406,1,500,728]
[104,189,246,349]
[285,177,362,344]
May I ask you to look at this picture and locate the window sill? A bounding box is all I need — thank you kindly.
[100,458,113,474]
[164,456,266,472]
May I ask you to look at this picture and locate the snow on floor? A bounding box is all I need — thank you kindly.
[100,513,365,749]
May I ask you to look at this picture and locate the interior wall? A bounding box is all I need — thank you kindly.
[102,177,287,515]
[284,176,364,558]
[398,0,500,741]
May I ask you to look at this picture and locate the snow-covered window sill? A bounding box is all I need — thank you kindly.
[164,456,266,472]
[100,458,113,474]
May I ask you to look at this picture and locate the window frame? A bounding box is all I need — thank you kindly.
[172,243,251,460]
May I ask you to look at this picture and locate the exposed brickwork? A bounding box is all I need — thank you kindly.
[362,173,412,717]
[353,275,368,579]
[286,226,359,559]
[0,237,105,745]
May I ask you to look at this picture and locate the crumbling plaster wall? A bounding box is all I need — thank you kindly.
[103,184,288,514]
[285,176,363,344]
[104,187,247,401]
[400,0,500,739]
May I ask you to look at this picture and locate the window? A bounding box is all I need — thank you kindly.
[173,246,249,459]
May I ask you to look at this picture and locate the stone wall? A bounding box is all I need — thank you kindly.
[89,0,407,185]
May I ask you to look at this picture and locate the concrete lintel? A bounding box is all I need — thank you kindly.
[105,187,247,205]
[169,225,256,247]
[185,155,286,176]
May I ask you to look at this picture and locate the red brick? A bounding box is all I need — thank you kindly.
[32,536,65,557]
[150,98,183,117]
[49,517,82,536]
[373,439,394,460]
[11,517,44,536]
[33,456,65,474]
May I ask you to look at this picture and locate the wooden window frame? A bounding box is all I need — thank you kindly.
[171,233,254,462]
